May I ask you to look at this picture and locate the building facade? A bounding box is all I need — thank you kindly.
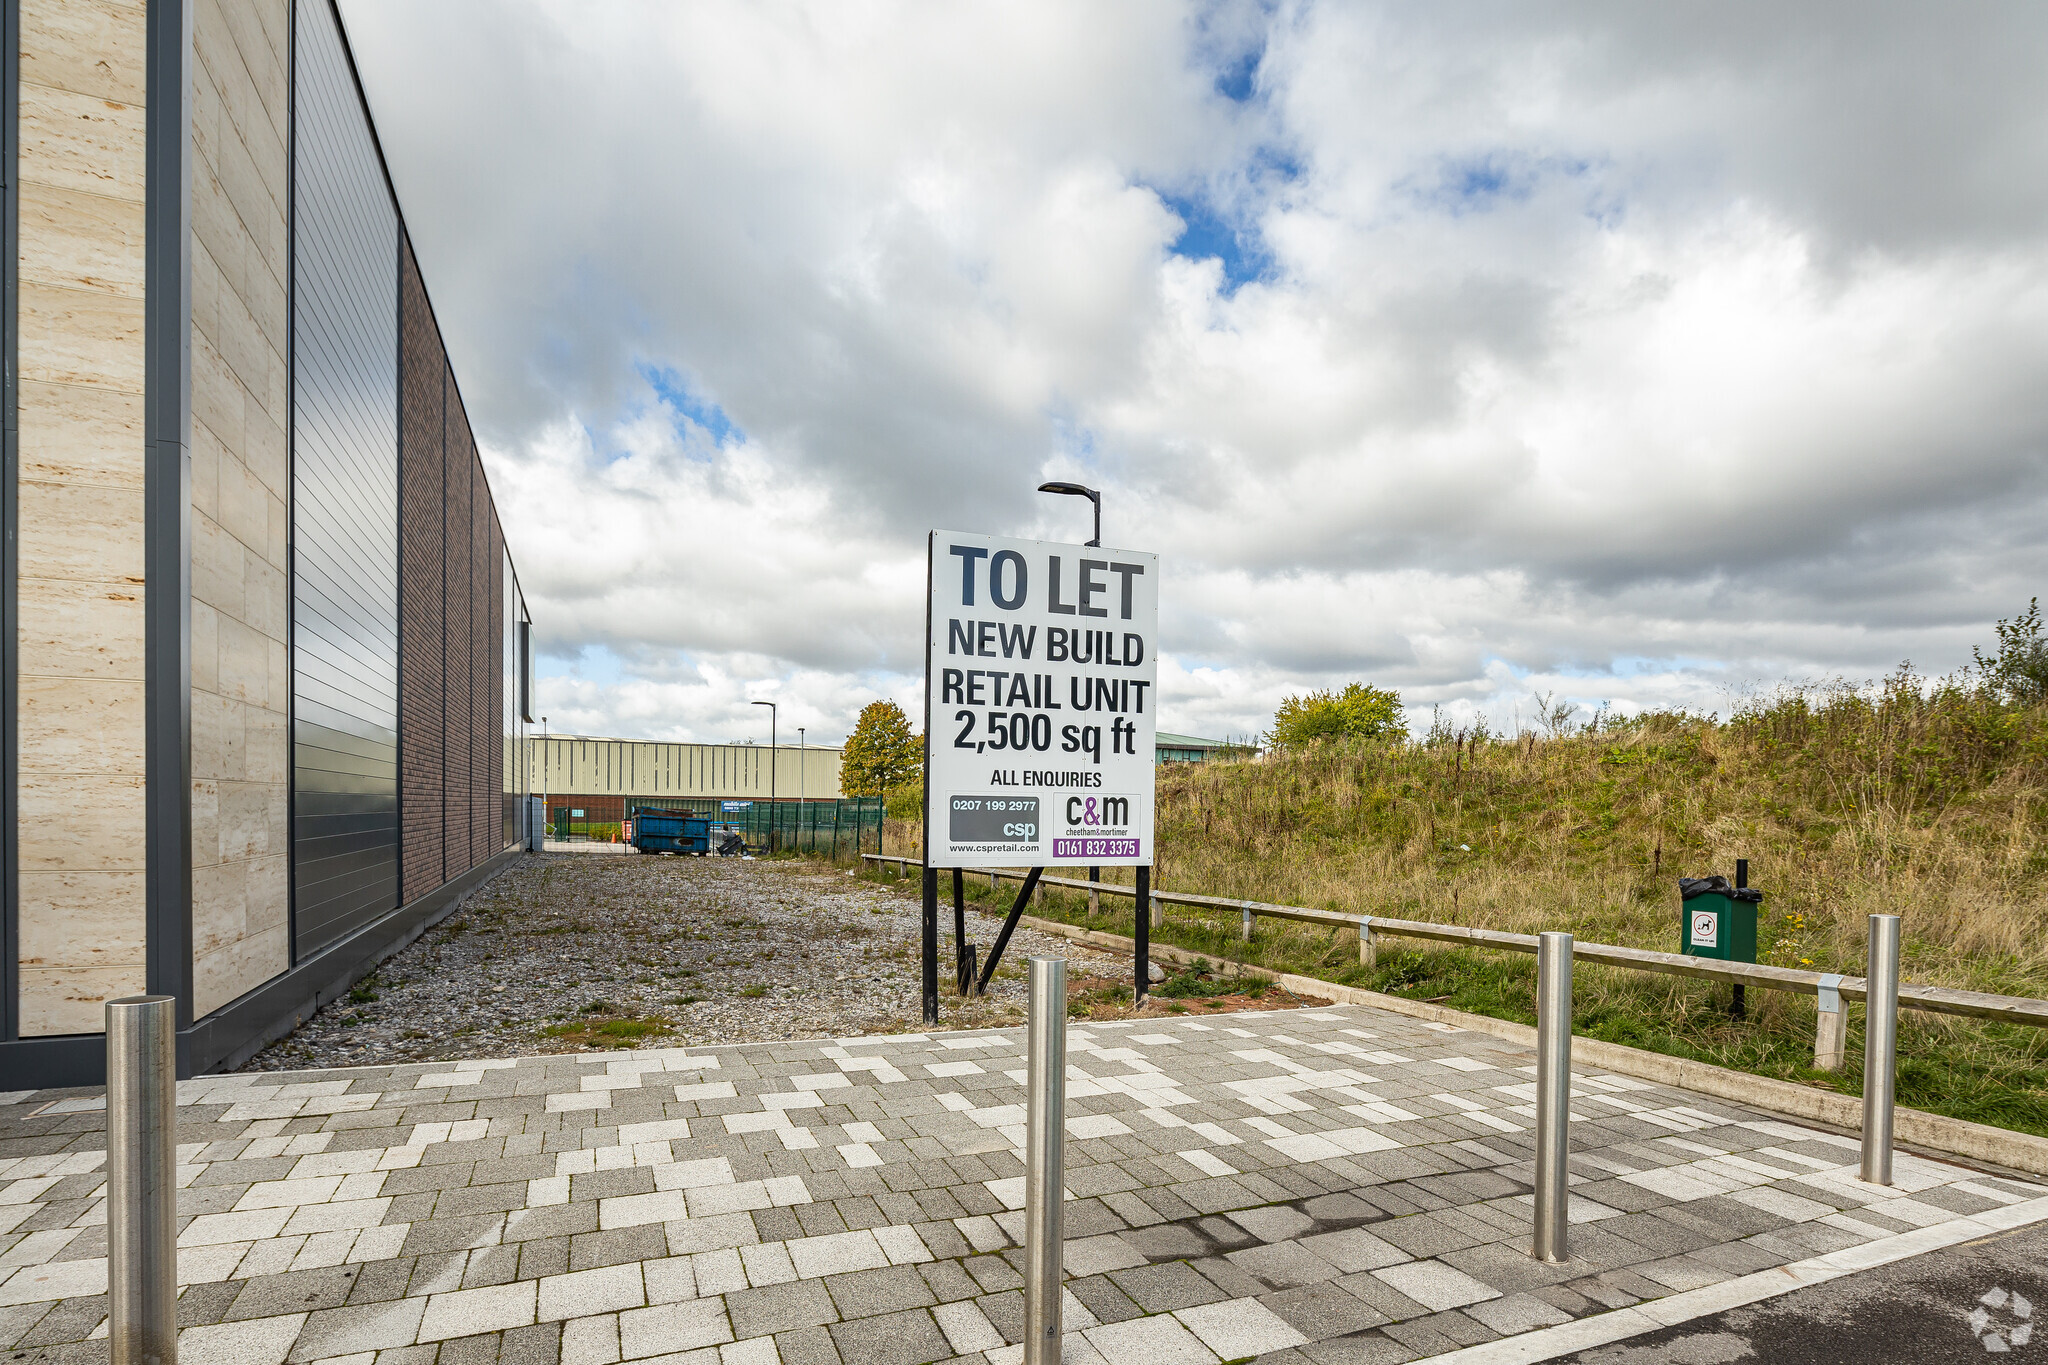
[1,0,532,1085]
[531,735,841,826]
[1156,732,1232,763]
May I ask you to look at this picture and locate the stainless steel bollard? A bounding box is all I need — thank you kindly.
[1532,932,1572,1262]
[107,995,178,1365]
[1024,958,1066,1365]
[1862,915,1901,1185]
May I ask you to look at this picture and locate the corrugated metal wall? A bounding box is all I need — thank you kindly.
[290,0,400,956]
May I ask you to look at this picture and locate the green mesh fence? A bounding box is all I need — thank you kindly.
[620,796,884,857]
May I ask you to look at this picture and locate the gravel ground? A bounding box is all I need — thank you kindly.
[243,852,1127,1070]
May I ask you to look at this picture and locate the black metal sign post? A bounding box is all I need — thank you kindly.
[921,534,939,1024]
[1135,866,1151,1001]
[952,869,971,994]
[974,866,1045,994]
[921,865,940,1024]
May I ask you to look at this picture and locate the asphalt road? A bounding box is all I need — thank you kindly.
[1554,1220,2046,1363]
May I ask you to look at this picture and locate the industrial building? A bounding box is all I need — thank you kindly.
[532,734,841,825]
[1157,732,1233,763]
[2,0,532,1084]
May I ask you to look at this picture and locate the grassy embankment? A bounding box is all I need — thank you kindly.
[863,674,2048,1137]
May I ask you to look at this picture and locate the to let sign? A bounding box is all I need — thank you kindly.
[923,530,1158,868]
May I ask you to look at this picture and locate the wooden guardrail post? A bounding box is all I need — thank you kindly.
[1358,916,1375,969]
[1814,973,1847,1071]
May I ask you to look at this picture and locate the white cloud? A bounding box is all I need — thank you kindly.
[342,0,2048,745]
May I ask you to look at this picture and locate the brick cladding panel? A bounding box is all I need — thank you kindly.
[470,455,492,868]
[442,363,473,880]
[490,515,506,851]
[396,239,446,906]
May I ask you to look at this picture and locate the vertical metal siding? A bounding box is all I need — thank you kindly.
[290,0,400,956]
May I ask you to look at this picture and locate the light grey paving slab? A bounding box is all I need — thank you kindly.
[1,1001,2041,1364]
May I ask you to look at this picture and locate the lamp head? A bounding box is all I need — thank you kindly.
[1037,481,1097,500]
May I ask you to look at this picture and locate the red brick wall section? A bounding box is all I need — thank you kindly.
[539,795,626,822]
[470,453,492,869]
[397,238,446,906]
[441,362,474,882]
[490,514,506,850]
[396,240,516,900]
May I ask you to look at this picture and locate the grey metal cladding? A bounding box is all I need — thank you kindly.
[291,0,400,957]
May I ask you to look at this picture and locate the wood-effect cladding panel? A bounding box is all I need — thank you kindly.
[190,0,293,1020]
[13,0,151,1035]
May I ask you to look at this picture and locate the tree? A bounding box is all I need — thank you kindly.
[841,700,921,796]
[1268,683,1407,749]
[1974,599,2048,705]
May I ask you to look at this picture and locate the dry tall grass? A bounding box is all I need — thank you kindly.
[1135,673,2048,998]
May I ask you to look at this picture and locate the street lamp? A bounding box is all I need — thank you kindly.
[540,717,549,845]
[798,727,806,855]
[1037,480,1100,547]
[751,700,777,852]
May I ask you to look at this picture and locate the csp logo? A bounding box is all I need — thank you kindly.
[1066,796,1130,828]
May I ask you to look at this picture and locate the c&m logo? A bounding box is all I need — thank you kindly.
[1065,795,1130,829]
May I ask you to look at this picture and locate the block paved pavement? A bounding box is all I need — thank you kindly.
[2,1002,2045,1364]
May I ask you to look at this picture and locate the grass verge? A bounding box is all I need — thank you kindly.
[855,861,2048,1138]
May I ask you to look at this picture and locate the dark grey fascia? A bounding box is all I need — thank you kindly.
[145,0,195,1031]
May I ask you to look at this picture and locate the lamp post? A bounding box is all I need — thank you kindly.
[540,717,549,843]
[752,700,777,852]
[798,727,806,855]
[1036,480,1100,547]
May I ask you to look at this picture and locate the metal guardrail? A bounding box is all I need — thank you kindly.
[859,854,2048,1044]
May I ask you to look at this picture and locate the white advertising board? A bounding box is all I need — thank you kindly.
[924,530,1158,868]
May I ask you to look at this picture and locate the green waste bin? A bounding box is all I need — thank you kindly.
[1678,875,1762,962]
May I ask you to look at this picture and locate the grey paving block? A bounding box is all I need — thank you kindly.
[729,1278,841,1338]
[827,1265,940,1320]
[570,1223,668,1271]
[1229,1240,1347,1289]
[1105,1259,1232,1312]
[774,1323,846,1365]
[224,1266,363,1320]
[827,1305,954,1365]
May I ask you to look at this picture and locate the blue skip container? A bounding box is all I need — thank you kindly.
[630,809,710,856]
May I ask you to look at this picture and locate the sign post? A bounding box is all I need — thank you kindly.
[923,531,1159,1016]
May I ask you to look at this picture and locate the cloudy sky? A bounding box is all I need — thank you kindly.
[342,0,2048,747]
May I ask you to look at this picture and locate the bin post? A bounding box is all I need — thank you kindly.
[1813,974,1847,1071]
[1532,932,1572,1263]
[1862,915,1901,1185]
[1024,957,1067,1365]
[107,995,178,1365]
[1358,915,1375,969]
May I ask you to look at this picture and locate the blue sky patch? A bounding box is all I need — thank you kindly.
[1214,45,1260,102]
[1159,190,1269,289]
[637,362,743,447]
[1410,152,1591,217]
